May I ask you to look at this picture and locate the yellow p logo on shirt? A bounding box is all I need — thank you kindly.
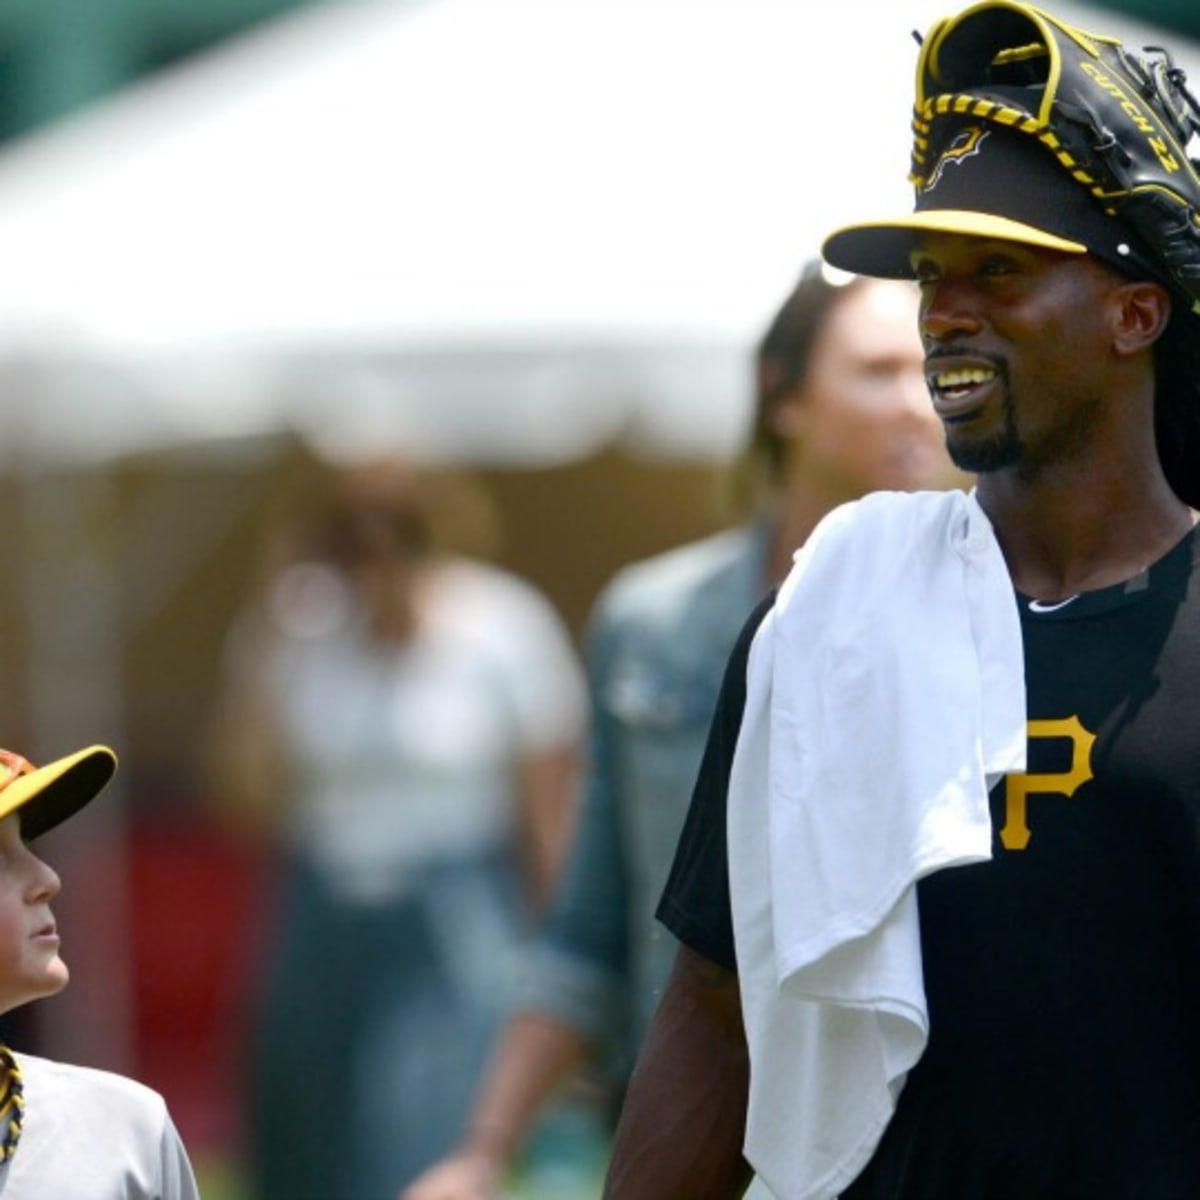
[1000,715,1096,850]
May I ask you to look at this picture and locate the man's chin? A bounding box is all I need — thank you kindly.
[947,432,1021,475]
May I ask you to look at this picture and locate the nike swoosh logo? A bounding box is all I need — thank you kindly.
[1027,595,1079,613]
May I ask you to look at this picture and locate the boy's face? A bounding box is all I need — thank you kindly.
[0,814,68,1014]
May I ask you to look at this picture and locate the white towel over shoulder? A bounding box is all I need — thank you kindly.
[728,489,1026,1200]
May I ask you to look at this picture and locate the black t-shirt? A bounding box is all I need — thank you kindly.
[657,525,1200,1198]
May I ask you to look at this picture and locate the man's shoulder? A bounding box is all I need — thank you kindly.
[797,488,976,565]
[823,487,968,530]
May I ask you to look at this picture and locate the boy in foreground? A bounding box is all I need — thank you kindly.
[0,744,198,1199]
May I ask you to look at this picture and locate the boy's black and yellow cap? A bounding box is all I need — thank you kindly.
[822,0,1200,311]
[0,746,117,840]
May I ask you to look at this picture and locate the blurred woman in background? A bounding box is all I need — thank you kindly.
[208,456,586,1200]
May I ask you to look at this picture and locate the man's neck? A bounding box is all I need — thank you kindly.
[976,467,1194,601]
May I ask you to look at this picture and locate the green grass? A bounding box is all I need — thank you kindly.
[190,1159,605,1200]
[189,1122,610,1200]
[193,1155,249,1200]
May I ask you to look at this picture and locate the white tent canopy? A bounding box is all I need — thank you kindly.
[0,0,1195,464]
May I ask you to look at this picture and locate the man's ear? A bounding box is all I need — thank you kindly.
[1111,280,1172,356]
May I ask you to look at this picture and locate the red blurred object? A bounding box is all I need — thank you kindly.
[127,817,276,1156]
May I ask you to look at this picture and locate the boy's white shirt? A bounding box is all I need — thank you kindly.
[0,1053,198,1199]
[728,489,1026,1200]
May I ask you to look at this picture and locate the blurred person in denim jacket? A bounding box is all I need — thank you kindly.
[401,262,961,1199]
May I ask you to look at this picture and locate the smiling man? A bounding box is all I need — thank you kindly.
[824,111,1196,497]
[600,3,1200,1198]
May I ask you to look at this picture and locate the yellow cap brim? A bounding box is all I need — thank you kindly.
[822,209,1089,279]
[0,746,118,840]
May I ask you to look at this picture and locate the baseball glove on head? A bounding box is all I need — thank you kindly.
[911,1,1200,312]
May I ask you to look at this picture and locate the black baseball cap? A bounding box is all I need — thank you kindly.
[823,118,1166,285]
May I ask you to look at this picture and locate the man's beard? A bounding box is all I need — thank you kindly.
[945,393,1021,473]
